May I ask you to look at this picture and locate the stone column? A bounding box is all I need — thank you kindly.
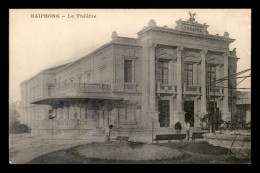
[149,43,156,109]
[63,104,69,120]
[141,41,153,128]
[69,106,74,119]
[222,52,231,121]
[57,108,62,120]
[87,109,94,128]
[149,42,160,127]
[60,106,64,119]
[200,50,207,117]
[141,42,150,112]
[74,106,81,119]
[53,108,57,120]
[175,46,185,126]
[80,107,86,119]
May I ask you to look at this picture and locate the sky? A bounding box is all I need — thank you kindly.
[9,9,251,102]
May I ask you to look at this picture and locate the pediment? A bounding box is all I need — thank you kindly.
[206,55,224,65]
[156,48,177,61]
[184,56,200,63]
[182,51,200,63]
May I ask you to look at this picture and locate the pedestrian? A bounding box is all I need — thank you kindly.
[175,122,182,134]
[104,124,113,142]
[186,121,190,140]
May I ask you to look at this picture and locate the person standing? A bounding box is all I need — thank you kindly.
[186,121,190,140]
[104,125,113,142]
[175,122,182,134]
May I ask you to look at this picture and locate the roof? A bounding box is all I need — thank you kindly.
[20,62,72,86]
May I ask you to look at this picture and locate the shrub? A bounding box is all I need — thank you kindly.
[9,120,30,134]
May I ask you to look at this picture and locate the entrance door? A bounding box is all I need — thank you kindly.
[184,101,194,127]
[159,100,170,127]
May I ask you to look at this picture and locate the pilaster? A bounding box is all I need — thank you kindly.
[57,108,62,120]
[141,42,150,113]
[63,105,69,119]
[175,46,185,126]
[222,51,231,121]
[149,42,157,111]
[200,49,207,117]
[80,107,86,119]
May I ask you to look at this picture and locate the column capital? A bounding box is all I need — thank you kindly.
[176,46,183,52]
[194,95,200,100]
[200,49,208,55]
[148,42,157,48]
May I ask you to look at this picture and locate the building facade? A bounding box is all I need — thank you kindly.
[20,14,239,141]
[236,91,251,124]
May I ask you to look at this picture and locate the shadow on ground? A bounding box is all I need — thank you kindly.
[28,141,251,164]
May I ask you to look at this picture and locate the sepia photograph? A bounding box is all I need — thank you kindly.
[9,9,251,164]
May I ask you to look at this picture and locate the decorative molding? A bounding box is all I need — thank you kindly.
[176,46,183,51]
[122,55,138,60]
[184,56,200,63]
[148,42,157,48]
[155,48,177,61]
[182,51,201,63]
[206,54,224,65]
[200,49,208,55]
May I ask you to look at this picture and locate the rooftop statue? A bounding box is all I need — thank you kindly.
[188,11,197,22]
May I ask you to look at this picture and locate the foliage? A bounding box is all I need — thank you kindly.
[9,121,30,134]
[9,108,30,134]
[202,113,224,131]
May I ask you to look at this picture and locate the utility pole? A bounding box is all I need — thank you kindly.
[206,69,250,132]
[213,76,216,133]
[207,81,211,133]
[230,84,233,130]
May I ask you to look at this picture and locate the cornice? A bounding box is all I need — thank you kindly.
[137,26,235,43]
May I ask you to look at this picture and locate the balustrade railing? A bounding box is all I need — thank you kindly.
[183,85,201,95]
[124,83,141,92]
[156,83,177,94]
[53,83,111,96]
[113,83,141,93]
[209,86,224,96]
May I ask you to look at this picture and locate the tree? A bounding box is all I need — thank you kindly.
[9,106,30,134]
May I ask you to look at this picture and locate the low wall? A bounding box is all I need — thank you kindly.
[203,130,251,150]
[31,127,207,144]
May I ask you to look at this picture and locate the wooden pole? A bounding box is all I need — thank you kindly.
[152,121,154,143]
[213,76,216,133]
[231,85,233,130]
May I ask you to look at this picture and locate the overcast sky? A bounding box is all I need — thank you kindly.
[9,9,251,102]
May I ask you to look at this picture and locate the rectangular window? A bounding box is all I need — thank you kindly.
[184,63,193,86]
[207,66,216,85]
[158,61,168,85]
[124,60,132,83]
[48,86,54,96]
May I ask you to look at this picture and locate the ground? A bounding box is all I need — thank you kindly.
[9,133,93,164]
[9,133,251,164]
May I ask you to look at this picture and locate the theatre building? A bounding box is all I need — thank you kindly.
[20,14,238,142]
